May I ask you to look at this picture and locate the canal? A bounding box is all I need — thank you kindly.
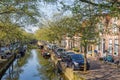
[1,49,66,80]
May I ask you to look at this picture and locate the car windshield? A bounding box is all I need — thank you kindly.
[57,49,65,52]
[66,52,74,55]
[71,54,84,60]
[107,55,112,59]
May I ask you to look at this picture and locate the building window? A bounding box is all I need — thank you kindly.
[103,39,105,53]
[113,24,118,33]
[108,39,112,55]
[114,39,118,56]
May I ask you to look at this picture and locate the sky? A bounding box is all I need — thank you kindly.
[39,0,73,15]
[25,0,74,33]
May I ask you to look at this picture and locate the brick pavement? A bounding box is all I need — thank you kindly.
[77,58,120,80]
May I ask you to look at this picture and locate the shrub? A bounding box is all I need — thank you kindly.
[72,47,79,52]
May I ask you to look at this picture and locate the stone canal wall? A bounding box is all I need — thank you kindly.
[50,52,84,80]
[0,54,15,79]
[0,47,27,79]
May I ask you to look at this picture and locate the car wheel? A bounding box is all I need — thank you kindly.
[86,63,90,70]
[87,65,90,70]
[112,59,114,63]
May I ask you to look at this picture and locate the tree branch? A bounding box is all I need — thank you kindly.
[79,0,120,12]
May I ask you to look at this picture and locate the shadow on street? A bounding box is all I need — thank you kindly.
[89,59,102,70]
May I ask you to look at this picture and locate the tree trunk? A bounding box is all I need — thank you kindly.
[84,45,87,72]
[58,40,61,47]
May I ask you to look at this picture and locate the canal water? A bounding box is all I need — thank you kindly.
[1,49,65,80]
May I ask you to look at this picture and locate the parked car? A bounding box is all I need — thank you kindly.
[61,51,75,62]
[103,55,114,62]
[42,52,51,59]
[38,45,44,49]
[18,46,26,57]
[0,47,10,54]
[51,44,58,52]
[0,52,7,59]
[0,47,11,59]
[47,44,53,50]
[54,48,66,60]
[65,54,90,70]
[63,51,75,56]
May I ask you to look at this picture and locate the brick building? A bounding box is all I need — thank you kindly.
[97,15,120,58]
[62,15,120,58]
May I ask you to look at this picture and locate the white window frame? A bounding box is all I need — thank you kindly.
[112,24,118,33]
[114,39,118,56]
[108,39,112,55]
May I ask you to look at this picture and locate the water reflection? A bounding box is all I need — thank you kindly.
[37,50,59,80]
[1,49,65,80]
[1,50,31,80]
[18,50,41,80]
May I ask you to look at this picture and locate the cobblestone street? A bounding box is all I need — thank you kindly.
[78,58,120,80]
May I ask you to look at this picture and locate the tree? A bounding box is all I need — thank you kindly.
[34,0,120,73]
[0,0,40,48]
[0,22,21,46]
[78,0,120,13]
[35,15,80,45]
[35,27,52,42]
[0,0,40,25]
[61,0,120,17]
[0,18,35,48]
[81,19,99,71]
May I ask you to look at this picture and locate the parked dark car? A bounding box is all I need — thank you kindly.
[38,45,44,49]
[103,55,114,62]
[42,52,51,59]
[0,52,7,59]
[54,48,66,60]
[47,44,58,51]
[47,44,53,50]
[51,44,58,52]
[0,47,11,59]
[66,54,90,70]
[64,51,75,55]
[18,46,27,57]
[61,51,75,62]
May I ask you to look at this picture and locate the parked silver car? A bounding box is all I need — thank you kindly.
[54,48,66,60]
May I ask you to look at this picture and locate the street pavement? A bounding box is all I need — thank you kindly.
[77,57,120,80]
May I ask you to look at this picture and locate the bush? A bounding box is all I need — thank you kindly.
[72,47,79,52]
